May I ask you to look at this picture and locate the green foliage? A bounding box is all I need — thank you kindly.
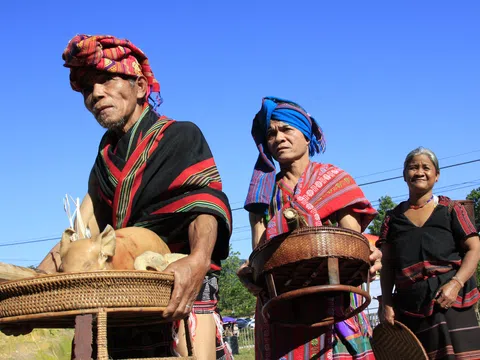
[464,187,480,294]
[466,187,480,229]
[218,250,256,317]
[467,187,480,291]
[368,195,397,235]
[234,346,255,359]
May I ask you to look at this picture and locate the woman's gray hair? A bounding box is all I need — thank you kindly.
[403,147,440,174]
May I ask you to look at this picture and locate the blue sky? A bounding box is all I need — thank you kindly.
[1,1,479,264]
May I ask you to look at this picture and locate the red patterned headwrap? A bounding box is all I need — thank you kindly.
[62,34,161,105]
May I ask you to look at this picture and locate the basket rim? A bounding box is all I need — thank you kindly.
[0,306,171,325]
[0,270,174,290]
[250,225,369,261]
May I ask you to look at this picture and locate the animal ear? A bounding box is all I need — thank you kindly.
[60,228,76,258]
[99,225,116,257]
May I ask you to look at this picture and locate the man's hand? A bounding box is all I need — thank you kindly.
[237,261,263,296]
[379,304,395,325]
[369,245,382,280]
[162,253,210,321]
[162,214,217,320]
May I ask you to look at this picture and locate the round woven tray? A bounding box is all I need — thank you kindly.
[250,226,371,291]
[371,321,428,360]
[0,270,174,328]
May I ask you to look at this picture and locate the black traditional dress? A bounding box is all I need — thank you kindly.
[378,196,480,359]
[88,106,232,359]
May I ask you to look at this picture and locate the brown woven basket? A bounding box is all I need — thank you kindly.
[0,270,174,328]
[371,321,428,360]
[249,226,371,327]
[250,226,371,291]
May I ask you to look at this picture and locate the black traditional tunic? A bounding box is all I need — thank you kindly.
[93,106,231,263]
[378,196,480,359]
[89,107,232,358]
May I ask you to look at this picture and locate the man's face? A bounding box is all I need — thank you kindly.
[266,120,310,165]
[80,70,145,131]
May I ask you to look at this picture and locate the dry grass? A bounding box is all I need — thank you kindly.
[0,329,254,359]
[0,329,73,360]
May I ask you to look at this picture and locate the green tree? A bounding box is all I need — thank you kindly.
[218,250,256,317]
[368,195,397,235]
[466,187,480,292]
[466,187,480,229]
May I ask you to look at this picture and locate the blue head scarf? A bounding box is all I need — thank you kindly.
[244,96,326,214]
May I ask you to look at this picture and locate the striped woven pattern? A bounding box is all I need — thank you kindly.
[0,271,173,319]
[93,108,232,262]
[371,321,428,360]
[250,226,370,288]
[63,34,160,96]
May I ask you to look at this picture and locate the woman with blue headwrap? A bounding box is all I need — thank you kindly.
[240,97,381,359]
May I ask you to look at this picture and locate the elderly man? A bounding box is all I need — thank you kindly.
[37,34,232,359]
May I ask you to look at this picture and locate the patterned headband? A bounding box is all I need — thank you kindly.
[62,34,161,107]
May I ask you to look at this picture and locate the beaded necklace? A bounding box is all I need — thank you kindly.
[408,194,434,210]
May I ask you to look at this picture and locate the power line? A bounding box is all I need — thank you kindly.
[3,161,479,248]
[229,179,480,243]
[356,159,480,187]
[0,236,59,247]
[369,182,480,207]
[0,258,41,262]
[230,158,480,212]
[354,149,480,179]
[228,150,480,207]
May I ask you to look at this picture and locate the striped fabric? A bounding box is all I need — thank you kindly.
[63,34,161,106]
[398,306,480,360]
[254,161,377,360]
[93,106,232,263]
[266,162,377,240]
[174,276,234,360]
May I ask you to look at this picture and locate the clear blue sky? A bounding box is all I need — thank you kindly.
[1,1,479,265]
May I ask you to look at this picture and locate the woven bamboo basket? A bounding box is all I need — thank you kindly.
[371,321,428,360]
[0,270,174,328]
[250,226,372,327]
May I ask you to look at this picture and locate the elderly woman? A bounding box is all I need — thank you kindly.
[377,147,480,359]
[241,97,380,360]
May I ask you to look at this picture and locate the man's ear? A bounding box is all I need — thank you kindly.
[136,76,148,103]
[60,228,76,258]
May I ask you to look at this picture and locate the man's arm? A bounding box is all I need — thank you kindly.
[249,212,267,250]
[162,214,218,320]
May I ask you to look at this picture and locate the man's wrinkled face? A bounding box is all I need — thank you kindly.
[266,120,310,165]
[80,70,142,131]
